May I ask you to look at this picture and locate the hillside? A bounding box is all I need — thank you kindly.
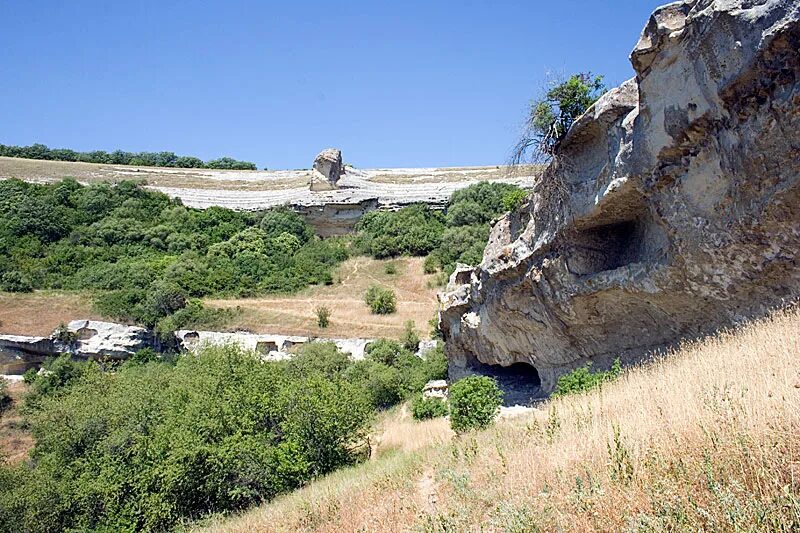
[0,156,538,211]
[200,307,800,532]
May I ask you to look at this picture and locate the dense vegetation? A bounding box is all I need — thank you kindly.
[513,72,607,162]
[552,358,622,398]
[0,143,257,170]
[0,339,447,532]
[0,179,347,332]
[356,181,525,273]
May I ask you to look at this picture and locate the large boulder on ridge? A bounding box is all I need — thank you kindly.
[440,0,800,396]
[310,148,344,191]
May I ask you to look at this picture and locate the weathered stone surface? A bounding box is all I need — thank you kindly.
[0,334,57,374]
[422,379,448,399]
[0,320,154,373]
[310,148,344,191]
[440,0,800,394]
[151,166,534,236]
[66,320,153,360]
[176,330,374,361]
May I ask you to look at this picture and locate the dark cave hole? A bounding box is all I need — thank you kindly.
[568,219,645,276]
[471,361,542,406]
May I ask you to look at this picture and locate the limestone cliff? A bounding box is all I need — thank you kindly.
[440,0,800,395]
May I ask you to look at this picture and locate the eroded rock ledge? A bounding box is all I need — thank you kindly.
[440,0,800,397]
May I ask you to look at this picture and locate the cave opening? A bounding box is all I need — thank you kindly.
[568,219,644,276]
[470,361,542,406]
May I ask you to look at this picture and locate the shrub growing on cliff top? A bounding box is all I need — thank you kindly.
[513,72,607,163]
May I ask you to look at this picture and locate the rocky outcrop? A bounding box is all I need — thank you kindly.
[66,320,153,360]
[440,0,800,395]
[175,330,374,361]
[310,148,344,191]
[0,320,154,374]
[0,335,58,374]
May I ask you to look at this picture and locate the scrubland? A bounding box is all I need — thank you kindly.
[203,307,800,532]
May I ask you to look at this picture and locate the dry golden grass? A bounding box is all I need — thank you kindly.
[205,256,440,340]
[202,308,800,532]
[0,381,34,464]
[0,291,101,336]
[371,404,454,459]
[0,156,308,191]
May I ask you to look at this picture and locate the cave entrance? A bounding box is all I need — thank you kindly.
[568,219,644,276]
[471,361,542,406]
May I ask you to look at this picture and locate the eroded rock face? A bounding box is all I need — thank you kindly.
[440,0,800,394]
[310,148,344,191]
[175,330,374,361]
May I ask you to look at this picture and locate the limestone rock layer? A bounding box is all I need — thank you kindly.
[440,0,800,394]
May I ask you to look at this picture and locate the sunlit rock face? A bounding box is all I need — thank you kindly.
[440,0,800,395]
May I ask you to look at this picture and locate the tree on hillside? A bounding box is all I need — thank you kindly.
[512,72,606,163]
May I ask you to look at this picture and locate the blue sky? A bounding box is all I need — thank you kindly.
[1,1,663,170]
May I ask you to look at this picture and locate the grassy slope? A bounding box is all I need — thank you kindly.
[200,308,800,532]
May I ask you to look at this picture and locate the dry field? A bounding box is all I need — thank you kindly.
[0,156,309,191]
[202,307,800,532]
[0,291,101,336]
[205,256,441,340]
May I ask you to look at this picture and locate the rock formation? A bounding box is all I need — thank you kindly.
[440,0,800,397]
[0,320,153,374]
[175,330,375,361]
[310,148,344,191]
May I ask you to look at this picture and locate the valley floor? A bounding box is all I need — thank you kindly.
[205,256,440,340]
[199,307,800,532]
[0,257,440,341]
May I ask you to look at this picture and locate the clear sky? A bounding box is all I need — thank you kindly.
[1,1,664,170]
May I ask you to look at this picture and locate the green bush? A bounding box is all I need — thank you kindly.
[354,182,523,273]
[0,180,348,333]
[345,360,404,409]
[0,344,372,532]
[355,204,444,258]
[552,358,622,398]
[449,375,503,433]
[384,262,398,275]
[364,285,397,315]
[0,271,33,292]
[316,305,331,328]
[285,342,353,380]
[423,255,439,274]
[365,339,404,366]
[502,189,528,212]
[411,394,448,420]
[401,320,420,352]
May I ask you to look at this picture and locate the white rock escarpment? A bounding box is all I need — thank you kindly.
[440,0,800,394]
